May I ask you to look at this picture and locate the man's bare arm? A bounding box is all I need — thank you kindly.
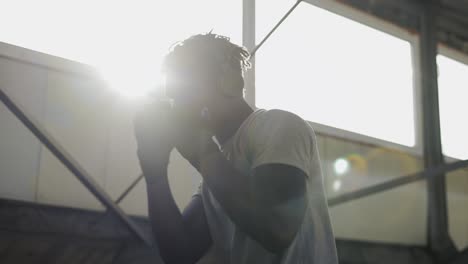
[134,101,212,264]
[144,164,212,264]
[200,152,307,254]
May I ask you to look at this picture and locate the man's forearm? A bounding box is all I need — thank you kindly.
[143,165,193,263]
[199,152,282,253]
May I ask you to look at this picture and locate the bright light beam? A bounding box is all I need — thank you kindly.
[99,63,165,99]
[0,0,242,100]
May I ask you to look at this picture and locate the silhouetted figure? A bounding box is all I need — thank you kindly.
[134,33,338,264]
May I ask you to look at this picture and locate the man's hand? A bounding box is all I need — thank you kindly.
[173,120,220,171]
[133,101,176,176]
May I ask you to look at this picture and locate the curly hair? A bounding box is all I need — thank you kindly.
[162,32,251,79]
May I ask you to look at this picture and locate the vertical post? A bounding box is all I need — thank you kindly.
[243,0,256,108]
[418,0,456,260]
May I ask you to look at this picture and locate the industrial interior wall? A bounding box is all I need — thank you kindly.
[1,43,468,249]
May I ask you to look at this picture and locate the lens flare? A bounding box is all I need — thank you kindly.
[333,180,342,192]
[97,53,166,99]
[333,158,350,176]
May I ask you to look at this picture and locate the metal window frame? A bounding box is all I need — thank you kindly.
[440,45,468,66]
[249,0,423,156]
[248,0,468,161]
[245,0,467,259]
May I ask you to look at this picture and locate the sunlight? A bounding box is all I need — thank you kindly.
[0,0,241,99]
[99,63,164,99]
[437,55,468,160]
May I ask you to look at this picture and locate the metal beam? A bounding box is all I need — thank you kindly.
[243,0,256,107]
[88,174,144,228]
[328,159,468,207]
[418,0,457,260]
[336,239,433,264]
[115,174,144,205]
[360,0,422,15]
[0,88,152,246]
[251,0,303,57]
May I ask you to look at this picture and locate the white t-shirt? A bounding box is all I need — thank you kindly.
[198,109,338,264]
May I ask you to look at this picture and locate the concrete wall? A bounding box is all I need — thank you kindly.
[1,42,468,248]
[0,51,46,202]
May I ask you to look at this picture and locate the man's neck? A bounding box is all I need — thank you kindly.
[213,100,254,145]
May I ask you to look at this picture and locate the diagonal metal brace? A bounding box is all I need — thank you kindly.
[251,0,303,57]
[0,88,152,246]
[328,159,468,207]
[115,173,144,205]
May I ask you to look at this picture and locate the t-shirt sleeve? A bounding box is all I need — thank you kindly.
[193,181,203,197]
[249,110,313,177]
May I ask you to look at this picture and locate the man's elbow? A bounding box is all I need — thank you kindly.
[157,240,201,264]
[262,214,304,253]
[261,201,307,253]
[263,230,297,253]
[159,249,198,264]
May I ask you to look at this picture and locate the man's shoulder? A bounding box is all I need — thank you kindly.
[254,109,312,133]
[257,108,302,120]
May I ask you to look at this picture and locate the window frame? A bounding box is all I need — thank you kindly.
[247,0,422,156]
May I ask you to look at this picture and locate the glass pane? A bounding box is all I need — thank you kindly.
[0,0,242,96]
[256,2,415,146]
[320,137,423,197]
[437,55,468,160]
[447,170,468,250]
[318,136,427,244]
[329,181,427,244]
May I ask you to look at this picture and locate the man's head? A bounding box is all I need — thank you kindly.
[162,33,251,126]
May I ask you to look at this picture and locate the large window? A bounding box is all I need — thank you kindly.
[0,0,241,97]
[256,0,415,147]
[438,54,468,160]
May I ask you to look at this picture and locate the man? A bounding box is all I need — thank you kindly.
[134,33,338,264]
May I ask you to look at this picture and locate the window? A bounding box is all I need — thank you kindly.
[0,0,241,96]
[256,1,415,146]
[438,54,468,160]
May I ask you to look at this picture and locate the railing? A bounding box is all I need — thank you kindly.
[0,88,152,246]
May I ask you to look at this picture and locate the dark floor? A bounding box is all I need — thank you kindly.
[0,198,437,264]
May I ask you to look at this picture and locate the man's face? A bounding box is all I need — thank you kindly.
[165,68,216,127]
